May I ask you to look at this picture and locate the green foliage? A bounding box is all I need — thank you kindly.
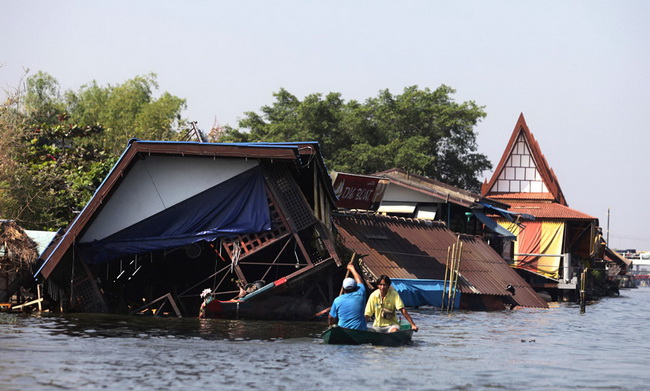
[220,85,491,191]
[66,73,187,154]
[0,72,187,230]
[23,71,65,126]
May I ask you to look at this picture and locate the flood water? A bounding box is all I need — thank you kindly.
[1,288,649,391]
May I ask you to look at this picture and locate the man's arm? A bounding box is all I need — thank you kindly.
[347,262,363,285]
[364,292,374,322]
[399,308,419,332]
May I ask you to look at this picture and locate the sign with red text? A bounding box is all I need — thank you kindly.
[332,172,389,211]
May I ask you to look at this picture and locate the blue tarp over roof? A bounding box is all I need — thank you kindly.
[36,140,335,279]
[77,166,271,264]
[472,210,517,239]
[479,201,535,222]
[391,279,460,308]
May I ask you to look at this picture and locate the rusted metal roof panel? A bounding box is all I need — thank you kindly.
[333,213,548,308]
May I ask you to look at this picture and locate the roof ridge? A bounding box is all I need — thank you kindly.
[481,114,568,206]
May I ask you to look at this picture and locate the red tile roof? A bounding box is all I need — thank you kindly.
[488,192,555,201]
[333,213,548,308]
[502,201,595,220]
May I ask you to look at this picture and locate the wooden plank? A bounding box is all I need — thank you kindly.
[12,298,43,311]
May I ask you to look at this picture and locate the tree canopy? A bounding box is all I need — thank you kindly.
[64,73,187,154]
[219,85,491,192]
[0,72,187,230]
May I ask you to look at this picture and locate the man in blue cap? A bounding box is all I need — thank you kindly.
[328,262,367,330]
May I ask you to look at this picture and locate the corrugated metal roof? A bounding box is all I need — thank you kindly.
[333,213,548,308]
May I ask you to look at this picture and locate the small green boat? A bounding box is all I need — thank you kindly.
[321,325,413,347]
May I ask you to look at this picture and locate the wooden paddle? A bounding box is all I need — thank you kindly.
[339,252,357,295]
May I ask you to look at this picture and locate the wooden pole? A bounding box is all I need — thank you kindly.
[446,237,462,313]
[37,284,42,312]
[580,268,587,313]
[446,244,455,312]
[450,239,462,313]
[339,253,356,296]
[442,246,451,312]
[447,239,458,313]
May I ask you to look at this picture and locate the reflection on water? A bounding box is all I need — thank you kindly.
[14,313,328,341]
[2,288,650,390]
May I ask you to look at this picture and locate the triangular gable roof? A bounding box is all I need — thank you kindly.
[481,113,567,206]
[36,140,336,280]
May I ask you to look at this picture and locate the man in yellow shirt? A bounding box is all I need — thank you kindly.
[365,275,418,332]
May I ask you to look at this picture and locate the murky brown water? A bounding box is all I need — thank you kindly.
[1,288,649,390]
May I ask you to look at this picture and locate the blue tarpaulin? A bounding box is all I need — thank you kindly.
[472,210,517,239]
[391,279,460,308]
[478,201,535,222]
[77,166,271,264]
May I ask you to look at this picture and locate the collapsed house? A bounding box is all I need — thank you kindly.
[603,248,634,289]
[481,114,617,301]
[34,137,553,318]
[0,220,52,309]
[35,140,346,319]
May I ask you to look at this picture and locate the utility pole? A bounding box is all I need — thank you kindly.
[606,208,610,245]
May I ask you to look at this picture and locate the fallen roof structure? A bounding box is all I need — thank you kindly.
[333,212,548,310]
[35,140,344,318]
[0,220,40,305]
[603,247,632,277]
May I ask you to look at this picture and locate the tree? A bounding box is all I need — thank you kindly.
[0,72,188,230]
[65,73,187,154]
[0,72,110,229]
[220,85,492,191]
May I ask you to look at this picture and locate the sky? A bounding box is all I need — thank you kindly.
[1,1,649,251]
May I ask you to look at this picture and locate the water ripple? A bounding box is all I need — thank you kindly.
[1,288,649,390]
